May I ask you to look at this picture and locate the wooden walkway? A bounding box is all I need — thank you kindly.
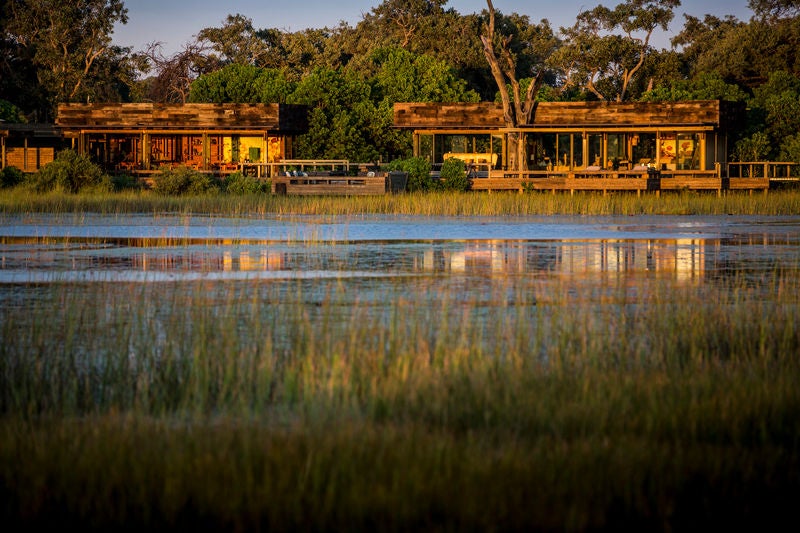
[271,172,407,196]
[272,176,387,196]
[269,170,769,196]
[469,170,770,195]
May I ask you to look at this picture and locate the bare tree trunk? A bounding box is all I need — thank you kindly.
[481,0,542,172]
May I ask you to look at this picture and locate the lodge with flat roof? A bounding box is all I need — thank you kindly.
[394,100,770,193]
[55,103,308,175]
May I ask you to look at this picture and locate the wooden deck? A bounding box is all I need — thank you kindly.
[468,170,769,194]
[272,175,390,196]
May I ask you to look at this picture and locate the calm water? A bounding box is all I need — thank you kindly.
[1,213,800,284]
[3,213,799,358]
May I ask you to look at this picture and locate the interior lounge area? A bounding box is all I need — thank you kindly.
[525,129,709,173]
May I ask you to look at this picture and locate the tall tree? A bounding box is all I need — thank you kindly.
[554,0,680,102]
[672,7,800,88]
[188,64,295,104]
[3,0,128,114]
[749,0,800,20]
[197,14,272,67]
[362,0,449,50]
[480,0,557,171]
[371,47,480,158]
[670,14,745,77]
[141,41,217,103]
[288,67,379,162]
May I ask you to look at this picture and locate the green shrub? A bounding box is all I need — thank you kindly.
[734,132,771,162]
[30,150,111,193]
[110,174,143,192]
[0,99,24,122]
[387,157,432,192]
[440,157,470,192]
[0,166,25,188]
[152,166,220,195]
[224,172,269,194]
[780,134,800,164]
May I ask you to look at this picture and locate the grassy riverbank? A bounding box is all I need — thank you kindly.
[2,187,800,216]
[2,272,799,529]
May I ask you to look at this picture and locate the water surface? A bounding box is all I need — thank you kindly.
[1,213,799,284]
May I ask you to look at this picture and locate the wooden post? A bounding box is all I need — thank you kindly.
[143,133,150,170]
[202,133,209,171]
[699,133,707,171]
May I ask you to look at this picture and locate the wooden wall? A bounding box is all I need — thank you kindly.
[394,101,742,130]
[394,103,506,129]
[5,147,55,171]
[57,103,308,133]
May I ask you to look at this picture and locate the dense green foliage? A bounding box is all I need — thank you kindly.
[386,156,433,192]
[439,157,470,191]
[3,1,800,161]
[27,150,111,193]
[222,171,270,194]
[151,166,220,195]
[188,64,295,103]
[0,166,24,188]
[0,99,25,122]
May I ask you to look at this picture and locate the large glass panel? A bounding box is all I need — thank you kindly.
[659,133,677,169]
[527,134,555,170]
[492,135,503,169]
[557,134,571,169]
[588,134,603,167]
[606,134,626,169]
[676,133,700,170]
[445,135,468,155]
[631,134,656,166]
[418,134,433,163]
[572,134,583,168]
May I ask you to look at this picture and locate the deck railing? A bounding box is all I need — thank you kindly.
[241,160,351,178]
[728,162,799,180]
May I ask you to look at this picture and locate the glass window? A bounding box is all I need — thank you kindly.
[607,134,626,169]
[631,134,656,165]
[588,134,603,167]
[572,134,583,168]
[419,134,433,163]
[557,134,571,168]
[676,133,700,170]
[527,134,555,170]
[659,133,677,169]
[492,135,503,169]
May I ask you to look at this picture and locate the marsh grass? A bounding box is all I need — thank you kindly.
[1,270,800,529]
[3,188,800,216]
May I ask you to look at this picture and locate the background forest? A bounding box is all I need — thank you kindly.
[2,0,800,164]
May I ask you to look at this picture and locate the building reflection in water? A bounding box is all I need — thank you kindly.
[418,239,713,281]
[0,239,721,282]
[132,249,286,272]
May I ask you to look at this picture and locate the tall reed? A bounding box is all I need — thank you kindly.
[1,269,799,528]
[3,188,800,216]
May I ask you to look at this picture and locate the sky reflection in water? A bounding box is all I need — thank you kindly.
[1,214,799,284]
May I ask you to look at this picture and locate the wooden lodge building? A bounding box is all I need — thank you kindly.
[0,100,780,194]
[394,100,771,193]
[54,103,308,176]
[0,123,64,173]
